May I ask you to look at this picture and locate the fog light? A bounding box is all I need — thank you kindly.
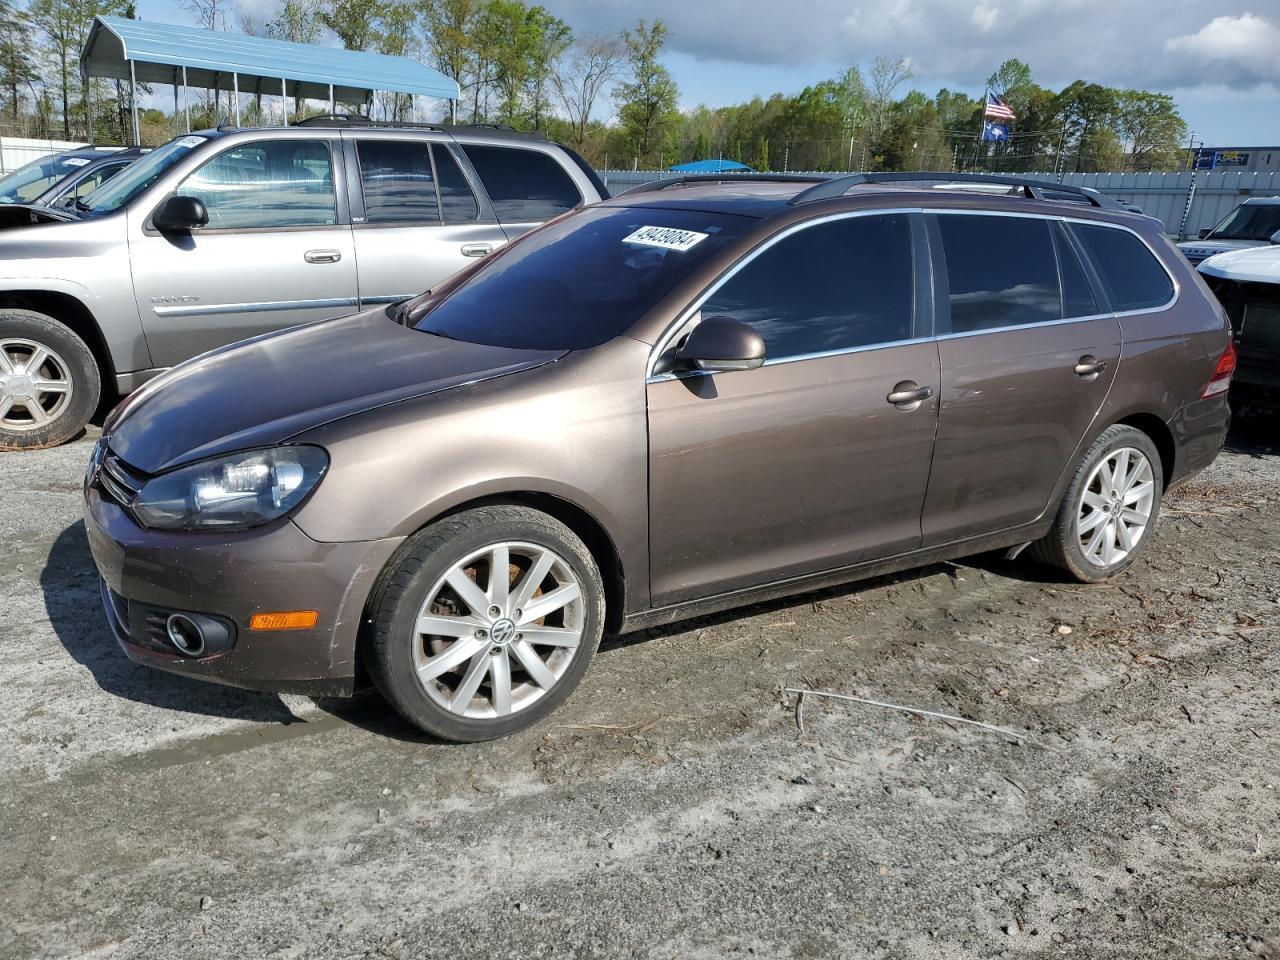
[249,610,319,631]
[166,613,206,656]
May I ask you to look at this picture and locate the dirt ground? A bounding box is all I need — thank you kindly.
[1,415,1277,960]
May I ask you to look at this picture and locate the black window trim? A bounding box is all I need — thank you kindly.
[926,209,1180,341]
[648,208,932,380]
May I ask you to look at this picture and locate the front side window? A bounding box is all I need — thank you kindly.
[937,214,1062,333]
[176,140,337,230]
[461,144,581,222]
[1071,223,1174,312]
[700,214,915,359]
[409,207,751,350]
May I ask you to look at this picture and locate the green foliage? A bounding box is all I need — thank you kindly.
[614,19,678,168]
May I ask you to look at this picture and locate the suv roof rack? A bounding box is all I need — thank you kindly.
[288,115,549,141]
[621,173,829,196]
[789,172,1127,210]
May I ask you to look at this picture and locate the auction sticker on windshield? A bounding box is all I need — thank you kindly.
[623,225,709,252]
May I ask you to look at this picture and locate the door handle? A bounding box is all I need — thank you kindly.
[460,242,494,258]
[304,249,342,264]
[886,381,934,411]
[1074,355,1107,380]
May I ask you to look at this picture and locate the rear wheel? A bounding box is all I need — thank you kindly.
[368,505,604,742]
[0,309,100,451]
[1030,424,1163,583]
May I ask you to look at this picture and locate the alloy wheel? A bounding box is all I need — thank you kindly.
[411,541,584,720]
[1076,446,1156,567]
[0,338,74,431]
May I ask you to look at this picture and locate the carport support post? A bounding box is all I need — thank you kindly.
[129,59,140,146]
[183,66,190,133]
[281,78,287,125]
[329,84,335,115]
[233,73,240,126]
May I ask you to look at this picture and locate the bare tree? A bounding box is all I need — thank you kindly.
[551,33,623,148]
[869,55,912,137]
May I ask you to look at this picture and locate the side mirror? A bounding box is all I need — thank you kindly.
[1270,229,1280,245]
[1198,228,1212,239]
[674,316,766,373]
[153,195,208,232]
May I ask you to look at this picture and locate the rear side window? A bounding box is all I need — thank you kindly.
[936,214,1061,333]
[461,145,581,222]
[177,139,336,229]
[1070,223,1174,311]
[700,214,915,359]
[357,140,439,224]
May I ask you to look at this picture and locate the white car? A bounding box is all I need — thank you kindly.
[1198,245,1280,408]
[1179,196,1280,266]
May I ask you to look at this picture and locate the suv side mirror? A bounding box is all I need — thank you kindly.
[1271,229,1280,245]
[153,195,208,232]
[1198,228,1212,239]
[674,316,766,373]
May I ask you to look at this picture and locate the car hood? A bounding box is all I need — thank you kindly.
[106,308,565,474]
[1198,245,1280,285]
[1178,238,1265,261]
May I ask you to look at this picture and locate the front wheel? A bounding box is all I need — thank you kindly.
[367,506,605,742]
[0,309,100,451]
[1030,425,1163,583]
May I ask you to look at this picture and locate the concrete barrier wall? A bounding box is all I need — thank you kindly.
[598,169,1280,239]
[0,136,87,174]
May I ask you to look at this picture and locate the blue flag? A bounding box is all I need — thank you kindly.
[982,121,1009,142]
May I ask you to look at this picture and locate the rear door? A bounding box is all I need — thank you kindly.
[647,212,940,605]
[920,211,1122,545]
[457,143,586,241]
[129,136,357,366]
[346,135,509,306]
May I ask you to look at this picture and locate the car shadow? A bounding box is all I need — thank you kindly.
[1225,406,1278,458]
[41,521,304,724]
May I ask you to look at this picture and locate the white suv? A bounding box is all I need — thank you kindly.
[1179,196,1280,265]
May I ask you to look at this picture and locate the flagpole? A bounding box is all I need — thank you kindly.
[974,86,988,173]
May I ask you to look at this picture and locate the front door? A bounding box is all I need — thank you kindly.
[921,212,1122,545]
[647,212,939,606]
[347,137,509,306]
[129,137,357,367]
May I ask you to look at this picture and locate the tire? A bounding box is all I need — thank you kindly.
[0,309,100,451]
[1029,424,1164,583]
[368,505,605,742]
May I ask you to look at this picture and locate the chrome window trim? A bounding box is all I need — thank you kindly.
[645,206,1181,382]
[152,296,359,318]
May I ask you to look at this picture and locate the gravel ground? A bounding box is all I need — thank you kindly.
[1,416,1277,960]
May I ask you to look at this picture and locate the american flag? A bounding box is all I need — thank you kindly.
[983,91,1016,121]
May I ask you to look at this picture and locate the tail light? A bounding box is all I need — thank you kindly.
[1201,339,1237,398]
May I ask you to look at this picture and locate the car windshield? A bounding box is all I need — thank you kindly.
[1208,203,1280,242]
[409,206,753,350]
[79,136,209,214]
[0,154,85,204]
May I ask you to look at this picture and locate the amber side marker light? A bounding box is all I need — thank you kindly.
[249,611,319,631]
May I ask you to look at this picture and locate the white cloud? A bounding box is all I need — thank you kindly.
[971,5,1000,33]
[1165,13,1280,85]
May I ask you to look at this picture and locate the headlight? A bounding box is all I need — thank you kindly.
[132,446,329,530]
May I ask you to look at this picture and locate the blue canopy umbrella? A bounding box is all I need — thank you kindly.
[668,159,755,173]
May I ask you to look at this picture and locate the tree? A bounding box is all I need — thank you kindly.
[868,55,911,138]
[182,0,229,31]
[523,6,570,130]
[1054,80,1118,172]
[267,0,324,43]
[551,33,624,149]
[0,0,35,124]
[27,0,78,137]
[614,19,678,168]
[1116,90,1186,171]
[320,0,383,51]
[421,0,481,114]
[753,134,769,171]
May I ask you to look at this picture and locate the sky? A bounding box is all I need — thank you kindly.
[134,0,1280,146]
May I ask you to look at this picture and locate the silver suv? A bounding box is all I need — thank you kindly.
[0,121,605,449]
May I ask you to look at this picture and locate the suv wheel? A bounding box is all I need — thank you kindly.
[368,506,605,741]
[0,309,100,451]
[1030,424,1163,583]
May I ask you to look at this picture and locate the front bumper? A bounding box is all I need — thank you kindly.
[84,486,403,696]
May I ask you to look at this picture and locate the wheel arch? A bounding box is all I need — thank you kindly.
[1114,412,1175,490]
[0,290,116,390]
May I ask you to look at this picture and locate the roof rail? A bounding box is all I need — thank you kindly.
[292,113,447,131]
[621,173,830,196]
[789,172,1127,210]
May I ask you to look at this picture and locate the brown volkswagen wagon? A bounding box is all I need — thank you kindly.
[83,172,1235,741]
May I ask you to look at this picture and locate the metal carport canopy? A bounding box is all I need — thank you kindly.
[80,15,460,105]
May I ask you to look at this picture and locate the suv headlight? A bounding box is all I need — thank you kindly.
[132,446,329,530]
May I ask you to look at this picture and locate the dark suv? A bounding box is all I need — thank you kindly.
[83,172,1234,742]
